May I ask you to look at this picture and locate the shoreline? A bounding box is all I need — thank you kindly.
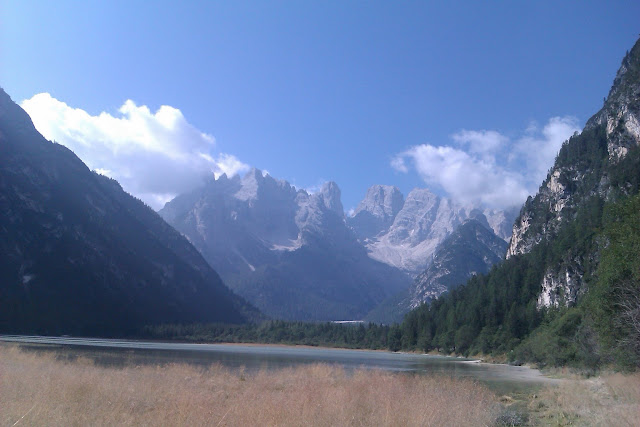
[0,334,575,387]
[1,335,561,388]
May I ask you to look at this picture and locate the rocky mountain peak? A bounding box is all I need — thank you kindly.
[585,38,640,159]
[232,168,297,204]
[349,185,404,239]
[387,188,442,243]
[404,187,438,204]
[235,167,266,201]
[353,185,404,219]
[317,181,344,215]
[348,182,515,276]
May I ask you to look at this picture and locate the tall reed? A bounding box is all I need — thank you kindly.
[1,345,498,426]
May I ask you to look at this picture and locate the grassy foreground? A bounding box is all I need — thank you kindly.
[1,345,498,426]
[525,370,640,426]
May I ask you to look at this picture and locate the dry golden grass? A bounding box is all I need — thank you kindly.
[0,345,499,426]
[529,372,640,426]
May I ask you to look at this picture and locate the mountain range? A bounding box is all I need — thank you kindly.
[159,164,519,321]
[0,81,515,330]
[159,171,411,321]
[347,185,515,276]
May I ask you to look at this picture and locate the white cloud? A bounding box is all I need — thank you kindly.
[515,116,580,186]
[394,144,529,208]
[392,116,580,209]
[390,156,408,173]
[21,93,249,209]
[451,129,507,156]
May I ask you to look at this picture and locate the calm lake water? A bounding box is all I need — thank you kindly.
[0,335,559,395]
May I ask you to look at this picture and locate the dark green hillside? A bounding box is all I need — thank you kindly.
[397,39,640,368]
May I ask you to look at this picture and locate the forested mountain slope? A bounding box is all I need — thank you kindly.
[398,39,640,368]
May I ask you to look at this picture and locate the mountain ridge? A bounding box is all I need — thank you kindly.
[160,169,410,321]
[365,216,508,324]
[348,185,516,276]
[0,88,258,335]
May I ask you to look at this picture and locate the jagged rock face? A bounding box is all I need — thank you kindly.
[537,261,584,309]
[0,88,256,334]
[161,171,349,275]
[317,181,344,215]
[365,217,508,324]
[585,46,640,158]
[408,218,508,309]
[350,185,404,239]
[505,167,582,259]
[348,187,515,276]
[506,210,533,258]
[160,171,410,321]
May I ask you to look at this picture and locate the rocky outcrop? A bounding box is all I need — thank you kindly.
[365,217,508,324]
[585,47,640,158]
[349,186,515,276]
[506,167,581,258]
[350,185,404,239]
[537,262,584,309]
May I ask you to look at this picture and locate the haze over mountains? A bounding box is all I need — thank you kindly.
[160,168,516,321]
[3,34,638,340]
[159,169,411,321]
[0,88,257,335]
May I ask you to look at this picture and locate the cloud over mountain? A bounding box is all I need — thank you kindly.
[392,116,579,209]
[21,93,248,209]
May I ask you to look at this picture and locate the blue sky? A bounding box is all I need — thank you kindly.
[2,1,639,211]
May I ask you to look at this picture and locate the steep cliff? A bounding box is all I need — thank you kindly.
[506,40,640,308]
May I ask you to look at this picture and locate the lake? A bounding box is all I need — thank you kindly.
[0,335,559,395]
